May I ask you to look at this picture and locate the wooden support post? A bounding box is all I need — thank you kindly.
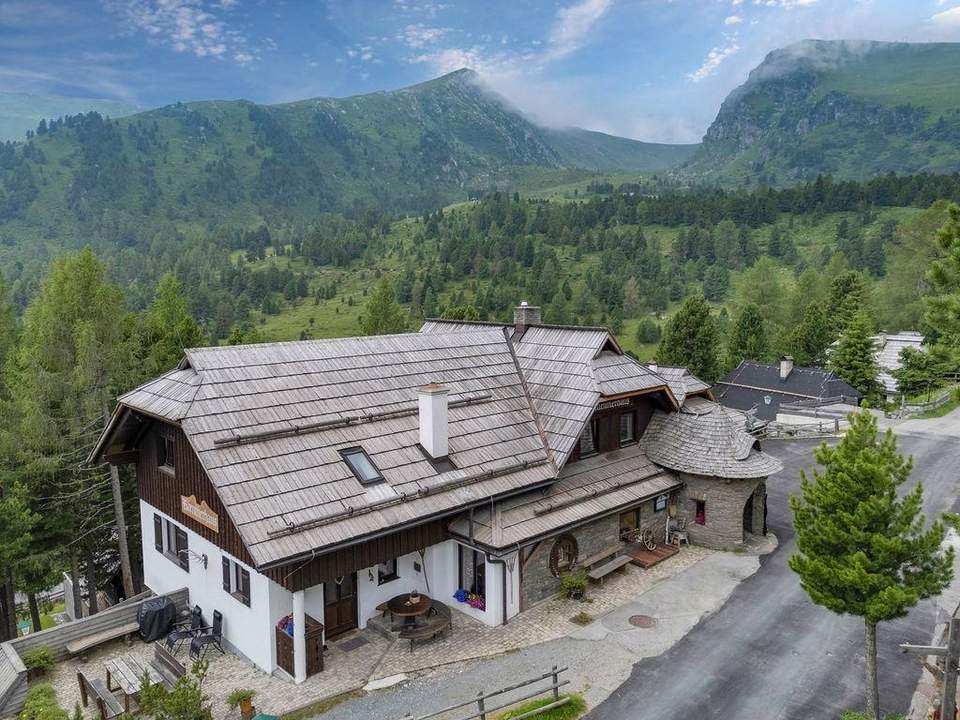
[551,666,560,702]
[943,614,960,720]
[477,690,486,720]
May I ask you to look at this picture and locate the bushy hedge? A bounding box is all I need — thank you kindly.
[19,684,68,720]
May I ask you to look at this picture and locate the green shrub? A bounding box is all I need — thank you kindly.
[19,684,68,720]
[21,647,56,676]
[839,712,906,720]
[559,571,588,600]
[570,611,593,626]
[226,689,256,709]
[495,692,587,720]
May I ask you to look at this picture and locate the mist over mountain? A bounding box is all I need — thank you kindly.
[685,40,960,185]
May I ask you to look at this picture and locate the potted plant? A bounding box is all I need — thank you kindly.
[227,688,257,719]
[559,571,588,601]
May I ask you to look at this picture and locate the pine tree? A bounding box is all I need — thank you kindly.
[140,273,205,377]
[830,310,880,400]
[656,294,719,381]
[926,203,960,346]
[789,410,953,719]
[827,271,869,336]
[787,302,833,367]
[727,304,768,369]
[359,279,407,335]
[622,277,642,318]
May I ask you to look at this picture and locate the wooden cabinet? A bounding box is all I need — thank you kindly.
[276,614,324,678]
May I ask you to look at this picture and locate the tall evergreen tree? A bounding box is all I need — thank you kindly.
[140,273,205,377]
[7,248,138,605]
[830,310,880,400]
[790,410,953,719]
[926,203,960,347]
[828,271,870,336]
[359,279,407,335]
[656,294,719,381]
[727,304,768,369]
[787,302,833,367]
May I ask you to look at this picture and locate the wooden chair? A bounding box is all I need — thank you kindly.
[77,671,124,720]
[189,610,224,660]
[166,605,202,654]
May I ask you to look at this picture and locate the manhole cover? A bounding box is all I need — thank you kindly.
[628,614,657,628]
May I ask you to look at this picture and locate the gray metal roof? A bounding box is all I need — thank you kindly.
[108,330,555,567]
[450,444,682,548]
[642,397,783,479]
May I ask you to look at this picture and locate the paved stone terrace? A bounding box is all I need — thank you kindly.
[32,546,711,720]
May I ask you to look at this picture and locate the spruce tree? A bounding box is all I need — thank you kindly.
[359,279,407,335]
[926,203,960,346]
[726,303,768,369]
[827,271,869,336]
[656,294,719,381]
[140,273,205,377]
[790,410,953,719]
[787,302,833,367]
[830,310,880,400]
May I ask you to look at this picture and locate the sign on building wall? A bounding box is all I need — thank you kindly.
[597,398,630,411]
[180,494,219,533]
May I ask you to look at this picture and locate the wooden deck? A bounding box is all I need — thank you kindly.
[627,543,679,569]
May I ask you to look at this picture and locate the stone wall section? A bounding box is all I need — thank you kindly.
[677,473,764,550]
[518,494,671,609]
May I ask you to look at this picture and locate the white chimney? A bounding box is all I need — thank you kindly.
[418,383,449,459]
[514,301,542,334]
[779,355,794,381]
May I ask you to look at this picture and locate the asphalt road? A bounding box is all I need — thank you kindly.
[586,415,960,720]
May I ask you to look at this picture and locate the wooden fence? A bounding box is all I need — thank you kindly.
[401,666,569,720]
[0,587,188,718]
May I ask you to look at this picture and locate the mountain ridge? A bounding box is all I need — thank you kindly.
[685,39,960,185]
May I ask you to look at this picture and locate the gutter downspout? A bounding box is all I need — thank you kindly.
[485,554,509,627]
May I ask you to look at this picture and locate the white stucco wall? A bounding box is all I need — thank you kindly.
[139,500,274,673]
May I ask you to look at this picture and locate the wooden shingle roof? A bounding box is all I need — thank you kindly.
[450,444,681,548]
[106,330,555,567]
[641,396,783,479]
[421,320,679,468]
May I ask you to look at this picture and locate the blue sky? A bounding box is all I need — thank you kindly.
[3,0,960,143]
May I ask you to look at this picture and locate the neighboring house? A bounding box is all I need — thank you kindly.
[873,331,925,398]
[91,304,782,683]
[713,356,862,422]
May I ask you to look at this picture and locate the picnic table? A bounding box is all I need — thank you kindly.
[387,593,432,626]
[104,654,167,713]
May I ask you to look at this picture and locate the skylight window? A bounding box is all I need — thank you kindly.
[340,447,384,485]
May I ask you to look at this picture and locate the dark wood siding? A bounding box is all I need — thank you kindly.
[137,422,255,567]
[266,519,448,592]
[569,395,659,462]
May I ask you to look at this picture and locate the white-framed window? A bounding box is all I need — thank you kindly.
[619,412,636,445]
[153,514,189,572]
[222,556,251,607]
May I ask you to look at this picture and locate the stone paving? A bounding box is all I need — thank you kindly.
[34,545,712,720]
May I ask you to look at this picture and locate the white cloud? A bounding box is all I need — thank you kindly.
[932,5,960,27]
[545,0,613,60]
[397,23,449,49]
[724,15,743,24]
[687,36,741,82]
[102,0,258,65]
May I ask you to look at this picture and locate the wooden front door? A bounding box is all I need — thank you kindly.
[323,574,357,639]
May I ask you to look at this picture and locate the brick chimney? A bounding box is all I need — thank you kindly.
[779,355,794,381]
[513,301,542,334]
[418,383,449,459]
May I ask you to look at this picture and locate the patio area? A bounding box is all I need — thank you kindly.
[40,545,711,720]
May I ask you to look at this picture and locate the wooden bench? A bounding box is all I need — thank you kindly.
[152,644,185,687]
[398,614,450,652]
[66,621,140,660]
[77,671,124,720]
[587,555,632,584]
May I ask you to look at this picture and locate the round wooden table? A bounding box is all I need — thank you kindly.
[387,593,432,625]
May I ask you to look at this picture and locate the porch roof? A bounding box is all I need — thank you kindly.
[449,444,682,549]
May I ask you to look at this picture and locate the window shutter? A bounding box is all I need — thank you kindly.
[222,557,231,593]
[240,569,251,607]
[153,515,163,552]
[175,528,189,571]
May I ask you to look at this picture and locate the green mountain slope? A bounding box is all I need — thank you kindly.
[0,91,140,142]
[0,69,694,251]
[685,40,960,185]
